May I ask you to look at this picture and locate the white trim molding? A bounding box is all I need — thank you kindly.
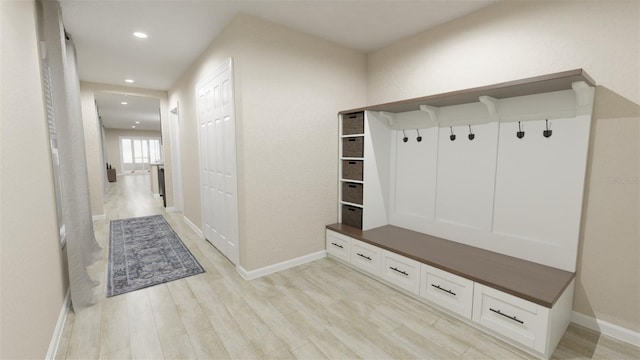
[238,250,327,280]
[46,289,71,359]
[92,214,106,221]
[165,207,179,213]
[572,311,640,347]
[183,215,203,238]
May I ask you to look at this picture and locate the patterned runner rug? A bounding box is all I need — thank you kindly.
[107,214,204,297]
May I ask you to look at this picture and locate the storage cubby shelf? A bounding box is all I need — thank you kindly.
[340,69,595,114]
[339,201,363,209]
[341,134,365,138]
[340,179,363,184]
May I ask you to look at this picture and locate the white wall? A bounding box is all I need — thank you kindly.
[169,14,367,271]
[103,128,162,175]
[367,0,639,333]
[367,1,639,106]
[0,1,68,357]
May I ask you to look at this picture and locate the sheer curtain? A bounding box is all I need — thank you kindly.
[40,0,102,311]
[61,36,102,310]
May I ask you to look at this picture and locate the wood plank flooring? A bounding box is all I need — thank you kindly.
[55,174,640,359]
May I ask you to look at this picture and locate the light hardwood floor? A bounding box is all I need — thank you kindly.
[55,174,640,359]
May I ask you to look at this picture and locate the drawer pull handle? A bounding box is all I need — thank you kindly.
[348,161,357,165]
[348,138,356,142]
[348,184,357,188]
[390,266,409,276]
[330,242,344,249]
[347,208,356,212]
[357,253,372,261]
[431,284,456,296]
[348,115,357,119]
[489,308,524,325]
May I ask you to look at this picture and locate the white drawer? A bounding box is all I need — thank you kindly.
[420,264,474,319]
[350,239,381,276]
[380,250,421,294]
[473,284,549,353]
[326,230,350,262]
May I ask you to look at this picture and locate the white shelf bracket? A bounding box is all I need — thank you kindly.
[419,105,439,123]
[378,111,395,126]
[479,96,498,116]
[572,81,592,107]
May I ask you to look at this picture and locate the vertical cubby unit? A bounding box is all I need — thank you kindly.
[339,112,365,229]
[338,111,392,230]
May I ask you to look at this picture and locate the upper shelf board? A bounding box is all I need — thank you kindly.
[339,69,595,115]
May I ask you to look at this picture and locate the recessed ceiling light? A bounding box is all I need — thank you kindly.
[133,32,148,39]
[135,121,140,124]
[121,101,128,105]
[131,126,136,128]
[125,79,134,83]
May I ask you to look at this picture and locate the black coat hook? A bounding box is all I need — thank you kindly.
[468,125,475,141]
[517,121,525,139]
[543,119,552,138]
[416,129,422,142]
[402,130,408,143]
[449,126,456,141]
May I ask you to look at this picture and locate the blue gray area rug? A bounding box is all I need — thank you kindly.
[107,214,204,297]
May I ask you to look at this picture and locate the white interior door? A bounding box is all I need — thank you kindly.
[196,58,239,265]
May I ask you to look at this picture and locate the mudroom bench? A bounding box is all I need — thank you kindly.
[325,223,575,359]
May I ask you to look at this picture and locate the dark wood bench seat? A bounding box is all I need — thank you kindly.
[326,223,575,308]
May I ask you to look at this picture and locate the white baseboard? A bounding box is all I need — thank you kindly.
[165,207,181,213]
[183,215,203,238]
[572,311,640,347]
[46,289,70,360]
[238,250,327,280]
[92,214,106,221]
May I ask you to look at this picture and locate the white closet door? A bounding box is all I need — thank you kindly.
[196,59,238,265]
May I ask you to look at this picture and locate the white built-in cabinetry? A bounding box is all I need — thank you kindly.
[421,263,474,320]
[326,227,575,359]
[330,69,595,359]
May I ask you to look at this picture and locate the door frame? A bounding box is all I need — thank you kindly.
[169,104,184,212]
[195,57,239,265]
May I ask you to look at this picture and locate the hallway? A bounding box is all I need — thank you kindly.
[51,176,639,359]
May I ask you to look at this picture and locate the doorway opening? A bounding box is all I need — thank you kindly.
[94,91,162,177]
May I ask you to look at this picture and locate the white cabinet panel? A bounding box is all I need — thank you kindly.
[326,230,350,263]
[380,250,421,294]
[391,127,438,224]
[492,117,591,255]
[362,112,391,230]
[420,264,474,319]
[350,239,381,276]
[435,123,499,230]
[473,284,548,353]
